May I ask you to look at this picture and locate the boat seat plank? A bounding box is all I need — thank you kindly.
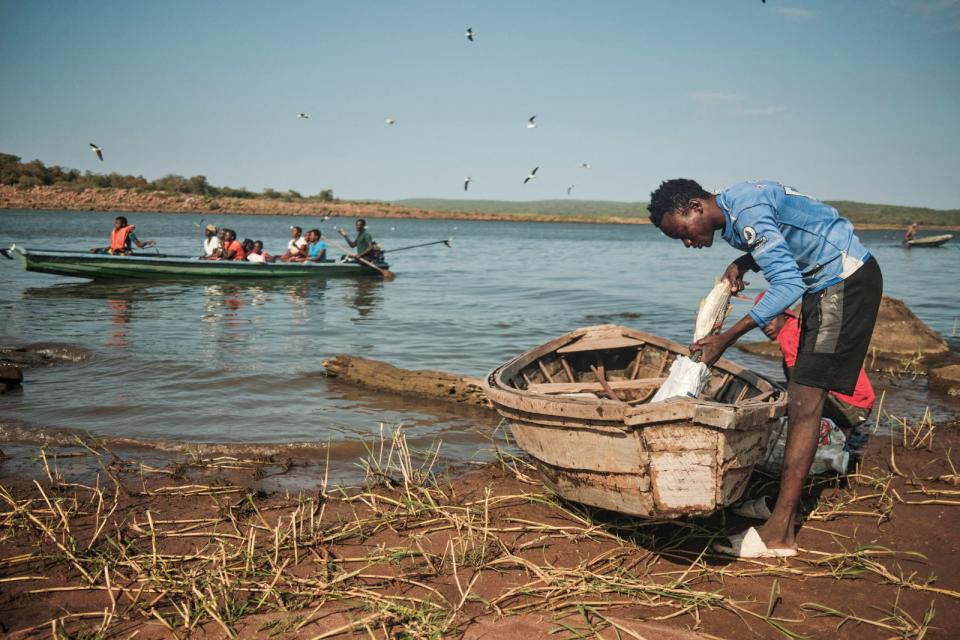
[527,377,665,395]
[556,336,645,354]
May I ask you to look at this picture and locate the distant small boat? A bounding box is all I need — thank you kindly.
[484,324,787,519]
[3,246,390,281]
[904,234,953,248]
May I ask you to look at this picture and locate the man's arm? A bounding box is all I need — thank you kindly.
[338,228,358,248]
[693,314,758,366]
[129,232,155,250]
[694,206,805,364]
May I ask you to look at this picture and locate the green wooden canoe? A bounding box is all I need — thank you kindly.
[4,246,390,281]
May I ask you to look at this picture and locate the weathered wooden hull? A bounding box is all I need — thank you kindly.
[484,325,787,519]
[905,234,952,248]
[8,246,388,281]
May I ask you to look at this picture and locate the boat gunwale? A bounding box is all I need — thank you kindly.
[484,324,786,429]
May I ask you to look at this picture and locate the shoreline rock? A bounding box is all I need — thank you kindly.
[930,364,960,398]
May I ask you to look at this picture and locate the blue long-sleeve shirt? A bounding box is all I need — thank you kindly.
[717,181,871,327]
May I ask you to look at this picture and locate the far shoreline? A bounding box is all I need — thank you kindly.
[2,185,959,232]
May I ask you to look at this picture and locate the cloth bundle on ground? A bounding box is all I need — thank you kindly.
[760,417,860,476]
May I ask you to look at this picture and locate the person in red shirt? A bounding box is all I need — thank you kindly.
[756,291,875,438]
[210,229,245,261]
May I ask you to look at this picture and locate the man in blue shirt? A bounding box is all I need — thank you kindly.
[648,178,882,558]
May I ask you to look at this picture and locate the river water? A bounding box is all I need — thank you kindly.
[1,210,957,479]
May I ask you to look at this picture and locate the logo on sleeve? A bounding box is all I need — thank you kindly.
[743,226,767,250]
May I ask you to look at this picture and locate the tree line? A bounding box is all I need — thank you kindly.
[0,153,336,202]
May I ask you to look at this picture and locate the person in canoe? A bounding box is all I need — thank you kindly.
[337,218,376,262]
[221,230,245,260]
[281,226,309,262]
[246,240,273,263]
[903,222,918,244]
[202,224,221,257]
[286,229,327,263]
[648,179,882,559]
[91,216,156,255]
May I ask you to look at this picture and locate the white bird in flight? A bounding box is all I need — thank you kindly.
[297,112,310,119]
[567,185,574,196]
[385,118,397,125]
[523,166,539,184]
[464,176,472,192]
[578,162,591,169]
[527,115,537,129]
[89,143,104,162]
[465,28,475,42]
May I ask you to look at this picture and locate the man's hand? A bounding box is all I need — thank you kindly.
[721,261,746,294]
[337,228,348,238]
[690,333,731,367]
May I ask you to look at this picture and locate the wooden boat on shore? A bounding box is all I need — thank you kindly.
[2,246,390,281]
[904,234,953,248]
[483,325,788,519]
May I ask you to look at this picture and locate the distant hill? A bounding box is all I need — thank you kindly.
[394,198,960,226]
[393,198,648,218]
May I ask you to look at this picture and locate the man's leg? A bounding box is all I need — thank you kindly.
[757,381,827,550]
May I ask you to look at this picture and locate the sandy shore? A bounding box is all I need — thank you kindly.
[3,185,959,231]
[2,414,959,639]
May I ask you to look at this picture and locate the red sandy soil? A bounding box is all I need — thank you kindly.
[3,185,958,230]
[2,417,960,639]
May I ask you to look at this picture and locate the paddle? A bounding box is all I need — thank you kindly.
[323,236,396,281]
[382,238,452,254]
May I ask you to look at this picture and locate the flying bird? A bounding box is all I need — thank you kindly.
[526,115,537,129]
[578,162,591,169]
[567,185,574,196]
[465,28,475,42]
[464,176,472,192]
[385,118,397,125]
[89,143,104,162]
[297,112,310,119]
[523,167,539,184]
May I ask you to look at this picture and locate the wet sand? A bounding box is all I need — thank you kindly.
[2,414,959,639]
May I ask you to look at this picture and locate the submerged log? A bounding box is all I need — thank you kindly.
[322,355,493,409]
[737,295,950,373]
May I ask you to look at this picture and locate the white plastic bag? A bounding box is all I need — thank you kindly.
[760,417,849,476]
[651,356,711,403]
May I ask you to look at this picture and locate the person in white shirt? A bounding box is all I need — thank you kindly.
[246,240,272,263]
[202,224,221,257]
[281,226,309,262]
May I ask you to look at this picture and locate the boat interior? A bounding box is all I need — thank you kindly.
[503,333,775,406]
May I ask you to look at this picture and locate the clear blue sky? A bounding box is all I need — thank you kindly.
[1,1,958,208]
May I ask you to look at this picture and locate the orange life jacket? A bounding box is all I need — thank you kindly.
[110,225,135,252]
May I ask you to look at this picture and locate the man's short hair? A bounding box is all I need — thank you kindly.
[309,228,321,238]
[292,225,302,233]
[357,218,366,226]
[648,179,711,227]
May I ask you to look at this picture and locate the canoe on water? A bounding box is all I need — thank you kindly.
[484,324,788,519]
[904,234,953,248]
[1,246,390,281]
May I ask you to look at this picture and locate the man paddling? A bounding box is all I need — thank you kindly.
[91,216,155,255]
[337,218,376,262]
[648,179,882,558]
